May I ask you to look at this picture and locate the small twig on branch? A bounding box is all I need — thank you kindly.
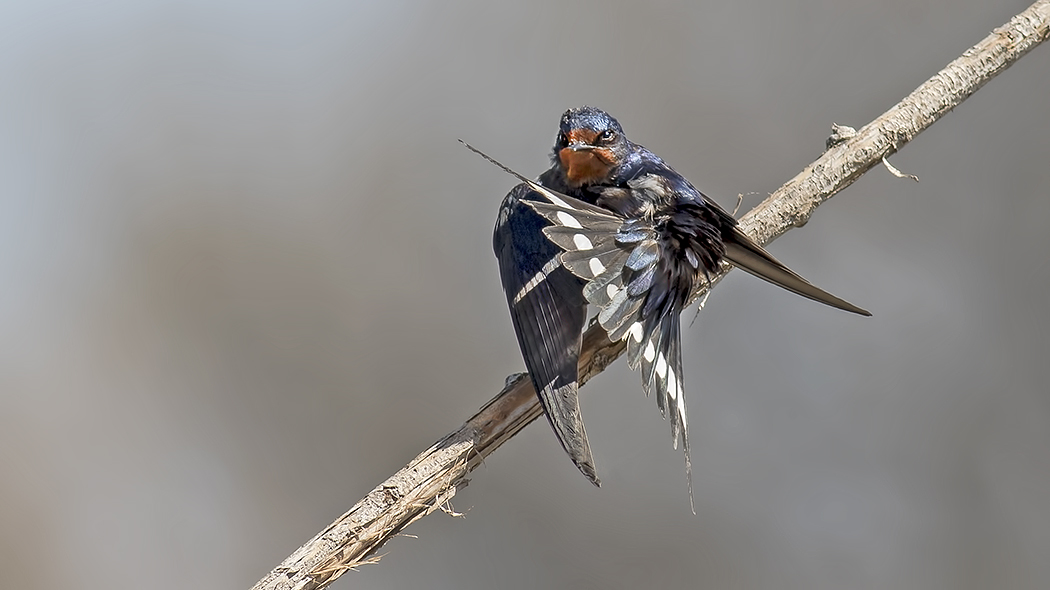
[251,3,1050,589]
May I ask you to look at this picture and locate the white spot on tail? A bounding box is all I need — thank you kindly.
[572,233,593,250]
[629,322,643,342]
[588,257,606,276]
[656,354,668,379]
[679,395,688,431]
[606,283,620,299]
[556,211,582,228]
[666,369,678,400]
[643,342,656,362]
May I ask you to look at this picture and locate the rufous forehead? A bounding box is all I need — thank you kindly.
[566,128,599,145]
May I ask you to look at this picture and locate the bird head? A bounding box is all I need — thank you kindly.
[551,106,630,188]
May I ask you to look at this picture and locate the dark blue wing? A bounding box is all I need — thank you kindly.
[493,183,598,485]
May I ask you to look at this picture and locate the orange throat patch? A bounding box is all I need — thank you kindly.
[559,148,613,186]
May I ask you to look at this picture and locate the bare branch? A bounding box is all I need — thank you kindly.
[251,3,1050,589]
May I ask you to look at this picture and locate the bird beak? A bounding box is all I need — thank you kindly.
[566,142,596,152]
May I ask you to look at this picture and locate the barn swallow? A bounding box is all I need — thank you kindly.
[473,106,870,500]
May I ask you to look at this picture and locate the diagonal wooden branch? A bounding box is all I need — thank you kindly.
[251,3,1050,589]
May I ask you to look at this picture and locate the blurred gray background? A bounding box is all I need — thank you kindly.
[2,1,1048,589]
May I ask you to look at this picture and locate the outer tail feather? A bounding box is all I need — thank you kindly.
[635,311,695,512]
[724,229,871,316]
[662,313,694,514]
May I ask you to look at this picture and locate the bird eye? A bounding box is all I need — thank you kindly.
[596,129,617,144]
[556,132,568,147]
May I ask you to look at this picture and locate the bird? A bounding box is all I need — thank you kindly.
[471,106,870,502]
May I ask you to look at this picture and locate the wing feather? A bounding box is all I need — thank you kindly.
[494,186,599,485]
